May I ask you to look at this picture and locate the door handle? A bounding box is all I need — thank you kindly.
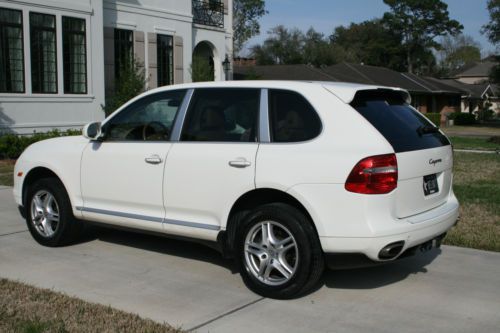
[145,154,163,164]
[229,158,251,168]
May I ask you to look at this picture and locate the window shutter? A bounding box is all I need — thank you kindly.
[103,27,115,95]
[148,33,157,89]
[134,30,145,71]
[173,35,184,84]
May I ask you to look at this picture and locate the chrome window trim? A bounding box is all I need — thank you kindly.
[259,88,270,143]
[75,206,220,231]
[170,88,194,142]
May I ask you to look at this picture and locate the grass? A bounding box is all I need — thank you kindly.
[0,279,182,333]
[442,125,500,137]
[0,159,15,187]
[449,136,500,151]
[444,152,500,252]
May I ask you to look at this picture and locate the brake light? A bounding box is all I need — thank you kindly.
[345,154,398,194]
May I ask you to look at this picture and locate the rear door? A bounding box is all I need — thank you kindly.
[163,88,260,234]
[351,90,453,218]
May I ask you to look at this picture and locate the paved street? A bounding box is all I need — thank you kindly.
[0,185,499,333]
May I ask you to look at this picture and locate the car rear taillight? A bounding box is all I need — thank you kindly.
[345,154,398,194]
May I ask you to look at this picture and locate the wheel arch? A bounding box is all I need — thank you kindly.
[221,188,320,257]
[22,167,68,207]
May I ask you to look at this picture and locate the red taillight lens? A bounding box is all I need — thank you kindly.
[345,154,398,194]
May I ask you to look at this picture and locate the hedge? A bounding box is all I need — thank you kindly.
[425,113,441,127]
[454,113,477,125]
[0,129,81,160]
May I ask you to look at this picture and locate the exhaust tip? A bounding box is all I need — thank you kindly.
[378,241,405,260]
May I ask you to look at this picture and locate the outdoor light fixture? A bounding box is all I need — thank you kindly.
[222,54,231,80]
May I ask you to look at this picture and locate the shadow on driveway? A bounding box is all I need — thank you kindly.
[79,225,440,294]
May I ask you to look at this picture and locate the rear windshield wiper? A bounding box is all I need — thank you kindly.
[417,125,440,136]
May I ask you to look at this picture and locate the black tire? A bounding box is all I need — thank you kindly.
[236,203,324,299]
[25,177,82,247]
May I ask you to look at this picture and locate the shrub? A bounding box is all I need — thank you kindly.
[190,56,215,82]
[425,113,442,127]
[0,129,81,159]
[454,113,477,125]
[103,58,146,116]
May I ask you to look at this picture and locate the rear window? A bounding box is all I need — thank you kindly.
[351,90,450,153]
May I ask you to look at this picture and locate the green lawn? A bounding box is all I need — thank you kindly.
[449,136,500,151]
[0,279,182,333]
[0,160,14,187]
[445,152,500,252]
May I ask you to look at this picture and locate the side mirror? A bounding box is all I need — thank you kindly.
[82,122,102,140]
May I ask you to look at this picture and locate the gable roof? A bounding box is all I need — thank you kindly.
[234,62,464,95]
[439,79,495,99]
[233,64,337,81]
[451,61,496,78]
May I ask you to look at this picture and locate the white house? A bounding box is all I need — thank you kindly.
[0,0,233,135]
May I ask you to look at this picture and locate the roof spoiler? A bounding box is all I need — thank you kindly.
[323,85,411,104]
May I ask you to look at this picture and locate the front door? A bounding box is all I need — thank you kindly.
[80,90,187,232]
[163,88,261,236]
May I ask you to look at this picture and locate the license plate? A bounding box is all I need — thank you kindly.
[423,174,439,196]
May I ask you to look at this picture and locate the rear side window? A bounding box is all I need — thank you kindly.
[181,88,260,142]
[351,90,450,153]
[269,90,322,143]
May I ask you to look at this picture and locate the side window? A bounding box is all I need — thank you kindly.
[268,90,322,143]
[181,88,260,142]
[103,90,186,141]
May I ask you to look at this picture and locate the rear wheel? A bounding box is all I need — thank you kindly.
[236,203,324,299]
[25,178,82,246]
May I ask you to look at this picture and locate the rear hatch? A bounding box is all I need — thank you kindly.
[351,89,453,219]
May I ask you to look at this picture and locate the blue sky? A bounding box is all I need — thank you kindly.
[244,0,496,56]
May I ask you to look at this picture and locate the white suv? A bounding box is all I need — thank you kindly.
[13,81,459,299]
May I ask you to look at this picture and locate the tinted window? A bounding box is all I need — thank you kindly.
[351,90,450,153]
[181,88,260,142]
[269,90,322,142]
[103,90,186,141]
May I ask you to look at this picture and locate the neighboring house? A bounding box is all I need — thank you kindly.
[234,62,465,124]
[450,60,496,84]
[444,59,500,115]
[0,0,233,135]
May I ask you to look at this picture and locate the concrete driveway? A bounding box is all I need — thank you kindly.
[0,185,499,332]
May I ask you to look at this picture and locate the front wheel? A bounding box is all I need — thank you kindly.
[236,203,324,299]
[26,178,82,247]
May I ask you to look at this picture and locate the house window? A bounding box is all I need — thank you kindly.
[0,7,24,93]
[30,12,57,94]
[114,28,133,79]
[157,34,173,86]
[63,16,86,94]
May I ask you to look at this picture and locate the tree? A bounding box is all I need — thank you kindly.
[482,0,500,45]
[330,19,407,71]
[438,35,481,74]
[103,59,146,116]
[233,0,267,55]
[482,1,500,91]
[382,0,463,73]
[250,25,305,65]
[303,28,341,67]
[251,26,346,66]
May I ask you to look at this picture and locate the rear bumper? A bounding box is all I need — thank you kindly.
[325,232,449,270]
[320,195,459,263]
